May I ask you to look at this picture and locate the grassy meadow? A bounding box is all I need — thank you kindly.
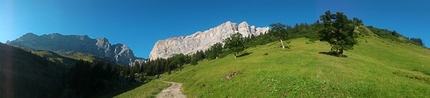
[117,29,430,97]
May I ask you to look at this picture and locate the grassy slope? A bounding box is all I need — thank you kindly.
[119,27,430,97]
[12,46,104,69]
[31,50,104,69]
[0,43,66,97]
[0,44,111,97]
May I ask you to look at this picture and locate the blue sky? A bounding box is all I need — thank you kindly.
[1,0,429,58]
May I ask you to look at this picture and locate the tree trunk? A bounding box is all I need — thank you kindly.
[338,49,343,57]
[280,39,285,49]
[234,52,237,59]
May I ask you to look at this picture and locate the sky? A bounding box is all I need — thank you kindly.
[1,0,429,58]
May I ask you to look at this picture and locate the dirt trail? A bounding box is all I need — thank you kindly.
[156,81,186,98]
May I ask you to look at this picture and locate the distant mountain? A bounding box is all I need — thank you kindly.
[149,21,270,60]
[7,33,144,65]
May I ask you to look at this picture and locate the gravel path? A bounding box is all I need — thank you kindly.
[156,81,186,98]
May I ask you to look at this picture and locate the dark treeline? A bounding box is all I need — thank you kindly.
[64,60,146,97]
[367,26,425,46]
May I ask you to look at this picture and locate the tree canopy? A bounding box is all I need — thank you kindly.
[205,42,223,60]
[269,22,290,49]
[171,53,186,70]
[319,10,359,57]
[223,32,245,58]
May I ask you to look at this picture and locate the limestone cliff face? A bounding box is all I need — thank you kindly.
[7,33,140,65]
[149,21,269,60]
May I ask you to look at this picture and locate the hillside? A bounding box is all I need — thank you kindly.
[117,27,430,97]
[0,43,67,97]
[12,46,107,69]
[0,43,140,98]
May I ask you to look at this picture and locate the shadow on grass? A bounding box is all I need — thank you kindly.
[319,51,348,58]
[237,52,253,58]
[93,81,145,98]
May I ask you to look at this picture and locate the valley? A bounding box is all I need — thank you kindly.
[1,4,429,97]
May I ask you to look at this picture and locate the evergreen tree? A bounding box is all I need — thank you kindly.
[410,38,424,46]
[353,17,363,26]
[205,42,223,60]
[132,61,141,74]
[103,61,112,79]
[190,57,198,65]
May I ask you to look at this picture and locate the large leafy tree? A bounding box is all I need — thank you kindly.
[319,11,359,57]
[269,22,289,49]
[205,42,223,60]
[171,53,186,70]
[224,32,244,59]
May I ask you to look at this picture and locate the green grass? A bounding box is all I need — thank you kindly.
[118,27,430,97]
[26,49,104,69]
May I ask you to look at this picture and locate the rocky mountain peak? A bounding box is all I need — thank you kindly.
[239,21,249,26]
[23,32,38,37]
[149,21,269,60]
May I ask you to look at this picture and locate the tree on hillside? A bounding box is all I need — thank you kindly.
[410,38,424,46]
[353,17,363,26]
[194,50,205,61]
[391,30,401,37]
[224,32,244,59]
[171,53,186,71]
[190,57,198,65]
[205,42,223,60]
[319,11,359,57]
[132,61,141,74]
[269,22,290,49]
[103,61,112,78]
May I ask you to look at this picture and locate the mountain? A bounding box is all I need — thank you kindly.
[149,21,270,60]
[6,33,143,65]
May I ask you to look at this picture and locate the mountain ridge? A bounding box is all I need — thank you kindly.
[149,21,270,60]
[7,33,144,65]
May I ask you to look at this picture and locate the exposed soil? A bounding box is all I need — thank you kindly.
[156,82,186,98]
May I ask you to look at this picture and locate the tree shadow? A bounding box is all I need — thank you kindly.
[318,51,348,58]
[92,81,145,98]
[237,52,252,58]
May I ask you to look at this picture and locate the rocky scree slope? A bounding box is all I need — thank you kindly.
[149,21,269,60]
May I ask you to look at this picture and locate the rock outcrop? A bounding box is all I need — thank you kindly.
[7,33,142,65]
[149,21,269,60]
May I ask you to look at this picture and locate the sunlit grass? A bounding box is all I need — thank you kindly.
[160,36,430,97]
[118,28,430,97]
